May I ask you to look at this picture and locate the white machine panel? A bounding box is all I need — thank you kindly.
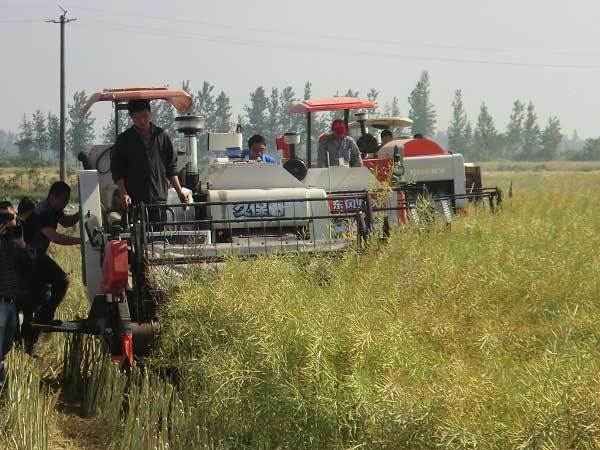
[208,187,327,230]
[199,163,305,190]
[79,170,103,304]
[402,154,467,208]
[303,166,378,193]
[207,133,243,152]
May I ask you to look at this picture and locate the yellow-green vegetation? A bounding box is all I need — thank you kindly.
[480,159,600,172]
[0,166,78,200]
[149,172,600,448]
[6,171,600,449]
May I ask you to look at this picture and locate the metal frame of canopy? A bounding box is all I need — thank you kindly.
[288,97,376,167]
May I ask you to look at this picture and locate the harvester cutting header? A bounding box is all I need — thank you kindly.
[42,86,500,365]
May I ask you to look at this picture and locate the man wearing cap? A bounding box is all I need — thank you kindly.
[317,119,363,168]
[111,99,190,222]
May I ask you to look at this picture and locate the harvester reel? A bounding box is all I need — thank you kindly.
[357,133,379,156]
[283,158,308,181]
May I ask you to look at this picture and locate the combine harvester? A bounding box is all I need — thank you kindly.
[40,87,500,364]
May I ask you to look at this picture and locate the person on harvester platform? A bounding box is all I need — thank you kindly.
[241,134,278,164]
[110,99,190,223]
[380,129,394,146]
[317,119,363,168]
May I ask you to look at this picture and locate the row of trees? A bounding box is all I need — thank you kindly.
[7,73,595,164]
[12,91,94,163]
[408,71,564,161]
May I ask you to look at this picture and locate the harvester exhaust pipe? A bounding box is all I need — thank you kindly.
[284,131,300,160]
[174,115,205,191]
[355,112,368,136]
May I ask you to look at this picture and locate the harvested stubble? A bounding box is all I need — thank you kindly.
[0,352,59,450]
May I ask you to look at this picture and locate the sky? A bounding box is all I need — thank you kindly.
[1,0,600,140]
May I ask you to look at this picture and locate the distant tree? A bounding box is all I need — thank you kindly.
[213,91,232,132]
[540,116,562,160]
[278,86,300,134]
[265,87,281,145]
[344,89,359,98]
[32,110,48,156]
[194,81,216,131]
[384,96,401,117]
[472,102,499,161]
[153,99,176,138]
[520,102,540,160]
[47,112,60,159]
[15,114,35,159]
[303,81,312,100]
[408,71,436,137]
[447,90,470,156]
[245,86,268,137]
[569,137,600,160]
[67,90,95,157]
[465,122,473,153]
[505,100,525,159]
[366,88,379,113]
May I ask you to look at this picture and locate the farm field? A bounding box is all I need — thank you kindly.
[2,169,600,448]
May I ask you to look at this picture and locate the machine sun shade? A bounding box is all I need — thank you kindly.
[82,86,193,115]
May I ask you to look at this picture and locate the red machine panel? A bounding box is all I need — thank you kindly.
[101,240,129,295]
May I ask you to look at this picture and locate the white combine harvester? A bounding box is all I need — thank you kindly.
[42,87,499,364]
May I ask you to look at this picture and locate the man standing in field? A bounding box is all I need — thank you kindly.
[23,181,80,352]
[317,119,363,168]
[0,201,26,387]
[110,99,189,223]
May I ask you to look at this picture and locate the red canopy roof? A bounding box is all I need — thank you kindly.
[82,86,193,115]
[289,97,376,113]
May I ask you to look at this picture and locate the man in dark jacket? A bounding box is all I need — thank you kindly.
[110,99,189,224]
[0,201,25,387]
[22,182,80,354]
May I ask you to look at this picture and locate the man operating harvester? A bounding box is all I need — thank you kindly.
[317,119,363,168]
[111,99,190,222]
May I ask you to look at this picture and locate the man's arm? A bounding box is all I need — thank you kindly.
[168,175,189,202]
[41,227,81,246]
[317,140,328,168]
[349,139,363,167]
[163,133,190,202]
[110,137,131,207]
[59,211,80,228]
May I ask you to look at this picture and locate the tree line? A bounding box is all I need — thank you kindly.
[5,72,598,164]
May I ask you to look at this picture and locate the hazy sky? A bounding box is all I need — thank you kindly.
[1,0,600,140]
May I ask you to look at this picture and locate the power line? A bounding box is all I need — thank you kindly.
[79,19,600,71]
[65,3,600,59]
[0,19,45,23]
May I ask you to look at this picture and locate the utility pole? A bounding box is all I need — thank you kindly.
[47,7,76,182]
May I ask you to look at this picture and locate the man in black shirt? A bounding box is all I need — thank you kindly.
[110,99,189,224]
[0,201,25,387]
[23,182,80,352]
